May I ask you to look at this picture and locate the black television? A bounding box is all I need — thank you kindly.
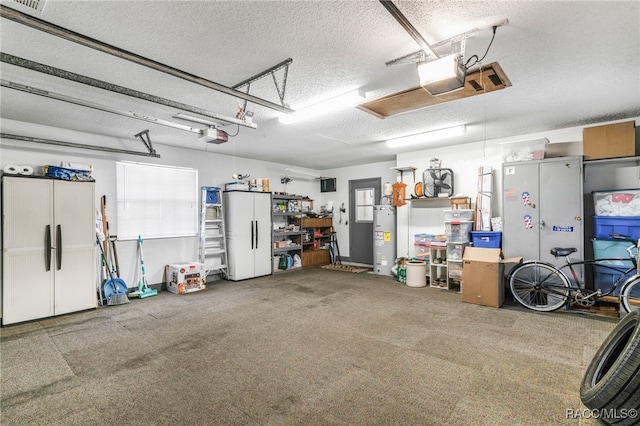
[320,177,336,192]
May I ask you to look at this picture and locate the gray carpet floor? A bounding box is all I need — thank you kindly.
[1,268,617,425]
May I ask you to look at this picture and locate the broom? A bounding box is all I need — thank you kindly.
[131,235,158,299]
[96,237,129,305]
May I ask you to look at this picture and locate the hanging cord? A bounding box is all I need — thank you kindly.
[465,25,497,70]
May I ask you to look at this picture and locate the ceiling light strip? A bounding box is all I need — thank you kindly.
[0,5,294,114]
[1,133,161,158]
[279,90,365,124]
[0,53,257,129]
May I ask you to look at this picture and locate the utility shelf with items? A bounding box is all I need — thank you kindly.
[298,217,333,268]
[444,212,473,291]
[447,241,469,291]
[272,194,304,274]
[429,242,448,288]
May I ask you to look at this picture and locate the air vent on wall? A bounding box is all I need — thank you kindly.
[358,62,512,119]
[10,0,46,12]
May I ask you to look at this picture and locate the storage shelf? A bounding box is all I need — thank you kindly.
[273,231,303,236]
[273,266,303,275]
[274,245,302,253]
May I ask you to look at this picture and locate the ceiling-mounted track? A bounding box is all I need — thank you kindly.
[379,0,438,60]
[0,4,295,115]
[0,133,161,158]
[0,52,257,129]
[1,79,203,135]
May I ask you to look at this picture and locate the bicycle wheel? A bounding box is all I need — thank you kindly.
[620,274,640,314]
[509,261,571,312]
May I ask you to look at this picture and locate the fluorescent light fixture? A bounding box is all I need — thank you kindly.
[418,54,466,95]
[285,167,321,178]
[386,125,467,149]
[279,90,365,124]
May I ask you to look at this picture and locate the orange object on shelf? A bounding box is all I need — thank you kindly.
[392,182,407,206]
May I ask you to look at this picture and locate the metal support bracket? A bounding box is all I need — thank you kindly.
[134,130,156,156]
[232,58,292,110]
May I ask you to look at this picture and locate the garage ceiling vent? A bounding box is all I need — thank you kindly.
[10,0,46,12]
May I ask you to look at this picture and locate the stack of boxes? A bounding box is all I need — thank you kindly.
[592,189,640,295]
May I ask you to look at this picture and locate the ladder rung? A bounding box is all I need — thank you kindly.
[206,264,228,270]
[205,249,227,255]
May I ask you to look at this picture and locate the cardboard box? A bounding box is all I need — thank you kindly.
[583,121,637,160]
[461,247,522,308]
[166,263,205,294]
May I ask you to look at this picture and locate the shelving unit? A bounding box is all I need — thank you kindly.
[272,194,304,274]
[429,244,448,288]
[199,186,228,278]
[447,241,469,290]
[445,220,472,291]
[299,217,332,267]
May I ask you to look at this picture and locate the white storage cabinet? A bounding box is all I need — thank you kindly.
[223,191,272,281]
[2,177,97,325]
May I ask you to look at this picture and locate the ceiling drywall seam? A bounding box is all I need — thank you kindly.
[0,5,295,115]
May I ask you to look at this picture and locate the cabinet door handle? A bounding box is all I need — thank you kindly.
[56,224,62,270]
[255,221,259,249]
[251,220,254,250]
[45,225,52,271]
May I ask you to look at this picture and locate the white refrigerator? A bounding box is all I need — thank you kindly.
[223,191,272,280]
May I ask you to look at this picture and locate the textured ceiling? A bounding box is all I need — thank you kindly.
[1,0,639,169]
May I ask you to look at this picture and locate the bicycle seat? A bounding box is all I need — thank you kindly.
[551,247,577,257]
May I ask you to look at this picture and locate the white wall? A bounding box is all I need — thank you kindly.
[395,117,640,259]
[1,118,322,289]
[320,160,398,259]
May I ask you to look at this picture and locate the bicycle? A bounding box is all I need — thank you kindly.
[508,233,640,314]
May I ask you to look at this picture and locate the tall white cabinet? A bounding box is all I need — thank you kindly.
[223,191,272,281]
[2,177,97,325]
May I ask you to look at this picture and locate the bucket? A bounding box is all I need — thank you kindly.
[406,260,427,288]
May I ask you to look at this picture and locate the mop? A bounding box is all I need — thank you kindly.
[130,235,158,299]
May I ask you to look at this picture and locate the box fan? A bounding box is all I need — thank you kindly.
[422,168,454,198]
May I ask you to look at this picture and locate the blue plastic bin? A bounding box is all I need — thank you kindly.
[471,231,502,248]
[203,186,221,204]
[593,216,640,241]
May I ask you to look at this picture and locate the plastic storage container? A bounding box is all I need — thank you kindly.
[414,233,435,244]
[471,231,503,248]
[414,243,430,256]
[593,238,638,260]
[500,138,548,162]
[448,262,463,278]
[593,189,640,216]
[447,244,465,261]
[443,209,474,222]
[593,216,640,241]
[445,221,473,242]
[594,262,635,296]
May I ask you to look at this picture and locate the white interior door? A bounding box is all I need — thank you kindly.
[2,178,55,324]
